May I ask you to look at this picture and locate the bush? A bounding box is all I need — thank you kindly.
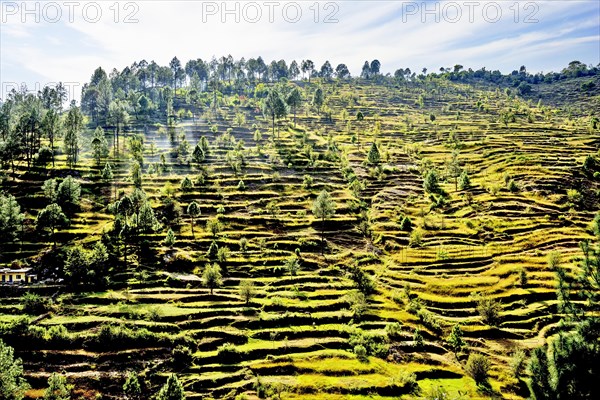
[349,265,375,295]
[206,241,219,259]
[417,309,442,334]
[354,344,368,362]
[507,179,519,192]
[446,323,465,354]
[465,353,490,384]
[217,342,243,363]
[509,349,527,378]
[459,171,471,190]
[345,290,368,320]
[349,329,388,359]
[567,189,582,207]
[172,345,193,368]
[385,322,402,341]
[476,296,502,326]
[413,329,424,348]
[399,216,413,232]
[302,175,313,189]
[423,170,442,194]
[518,267,528,287]
[409,228,424,247]
[393,372,418,394]
[22,293,50,315]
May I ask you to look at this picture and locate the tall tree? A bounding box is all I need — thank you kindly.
[123,371,142,400]
[91,127,109,166]
[312,86,324,115]
[289,60,300,80]
[187,201,200,238]
[0,194,25,245]
[286,86,302,127]
[528,237,600,400]
[63,104,83,169]
[203,263,222,295]
[36,203,69,247]
[320,61,333,79]
[108,100,129,155]
[56,176,81,213]
[41,108,60,167]
[169,57,185,91]
[137,201,160,233]
[335,64,351,79]
[370,59,381,75]
[301,60,315,81]
[447,150,462,191]
[312,189,336,253]
[101,162,115,200]
[263,88,288,138]
[361,61,371,79]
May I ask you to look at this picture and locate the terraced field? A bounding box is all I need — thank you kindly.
[1,76,599,399]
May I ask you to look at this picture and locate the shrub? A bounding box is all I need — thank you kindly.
[302,175,313,189]
[385,322,402,341]
[22,293,50,315]
[348,265,376,295]
[400,216,413,232]
[345,290,368,320]
[239,280,255,304]
[123,371,142,400]
[518,267,528,287]
[239,237,248,253]
[0,339,30,398]
[413,329,424,349]
[465,353,490,384]
[476,296,502,326]
[417,308,442,334]
[393,372,418,394]
[354,344,368,362]
[217,342,243,363]
[349,329,388,359]
[172,345,193,368]
[164,228,176,247]
[509,349,527,378]
[423,170,442,195]
[206,241,219,259]
[567,189,582,207]
[424,385,451,400]
[507,179,519,192]
[446,324,465,354]
[409,228,424,247]
[459,171,471,190]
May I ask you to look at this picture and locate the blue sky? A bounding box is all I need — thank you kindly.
[1,0,599,101]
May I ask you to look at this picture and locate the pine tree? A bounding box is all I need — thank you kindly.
[366,142,381,165]
[155,374,185,400]
[164,228,176,247]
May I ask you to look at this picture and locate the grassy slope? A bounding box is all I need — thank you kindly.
[1,76,598,399]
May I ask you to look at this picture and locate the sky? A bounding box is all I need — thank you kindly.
[1,0,599,102]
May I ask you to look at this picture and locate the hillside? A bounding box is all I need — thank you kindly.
[1,69,599,400]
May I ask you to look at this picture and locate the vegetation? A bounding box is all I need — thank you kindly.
[0,339,29,399]
[0,57,598,399]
